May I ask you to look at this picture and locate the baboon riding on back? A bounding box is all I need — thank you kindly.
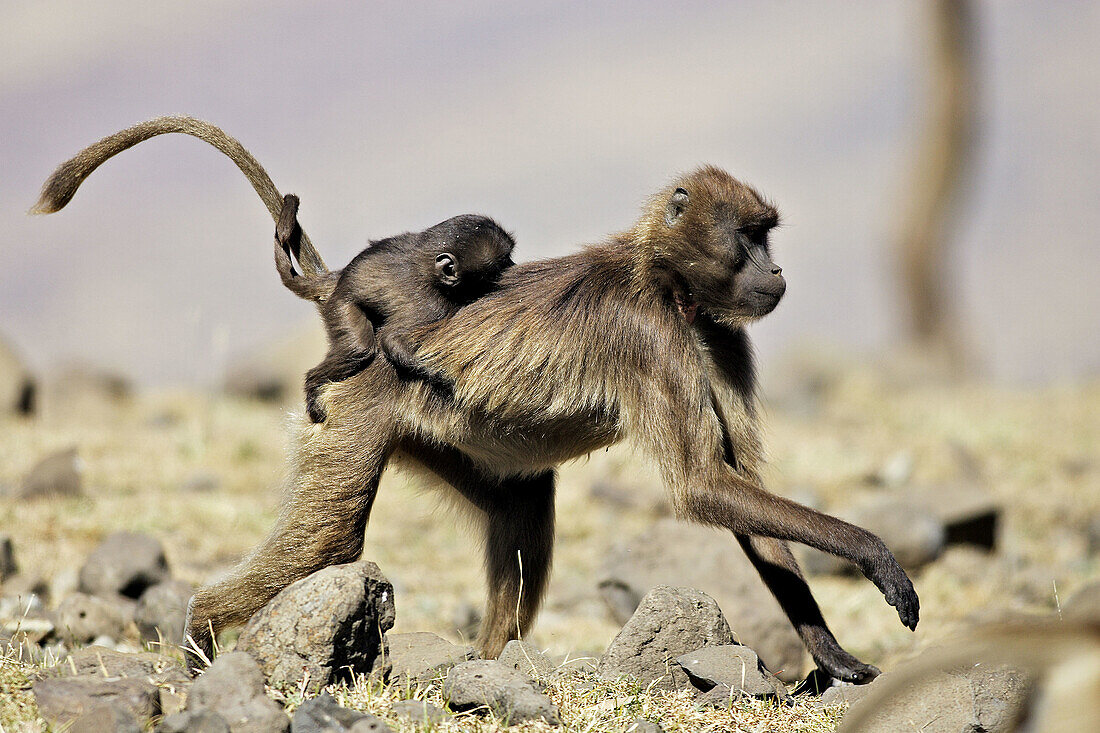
[36,116,918,684]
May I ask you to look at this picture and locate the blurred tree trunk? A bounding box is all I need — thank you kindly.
[898,0,977,356]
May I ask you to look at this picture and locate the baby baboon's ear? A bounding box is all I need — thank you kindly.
[665,187,689,226]
[435,252,459,286]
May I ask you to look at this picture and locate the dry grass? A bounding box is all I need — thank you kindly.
[1,359,1097,731]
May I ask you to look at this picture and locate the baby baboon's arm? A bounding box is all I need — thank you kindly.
[304,298,379,423]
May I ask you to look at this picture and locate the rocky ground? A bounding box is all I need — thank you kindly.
[1,349,1098,731]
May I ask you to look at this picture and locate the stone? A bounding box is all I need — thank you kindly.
[449,602,481,640]
[589,479,669,515]
[444,659,560,725]
[0,533,16,581]
[236,561,394,690]
[384,631,478,686]
[33,675,160,730]
[0,592,52,645]
[135,580,193,645]
[291,692,390,733]
[1087,516,1100,557]
[158,709,231,733]
[0,335,35,416]
[348,719,391,733]
[1064,580,1100,622]
[54,593,130,644]
[818,682,875,706]
[599,585,734,690]
[79,531,171,599]
[19,447,82,498]
[914,482,1000,550]
[497,640,556,684]
[49,645,183,679]
[223,326,326,403]
[180,471,221,493]
[628,718,664,733]
[843,659,1031,732]
[390,699,446,725]
[189,652,289,733]
[598,519,806,681]
[803,496,945,574]
[676,645,788,699]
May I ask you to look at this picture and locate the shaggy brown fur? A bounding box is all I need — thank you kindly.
[275,193,515,422]
[192,166,917,681]
[32,121,917,682]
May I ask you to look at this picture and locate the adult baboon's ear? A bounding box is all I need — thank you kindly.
[436,253,459,286]
[665,187,689,226]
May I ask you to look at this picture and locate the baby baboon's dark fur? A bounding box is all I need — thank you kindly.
[275,194,515,422]
[33,120,918,685]
[191,166,919,683]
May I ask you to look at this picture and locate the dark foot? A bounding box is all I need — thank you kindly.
[809,638,884,686]
[183,599,213,676]
[305,391,327,423]
[865,553,920,630]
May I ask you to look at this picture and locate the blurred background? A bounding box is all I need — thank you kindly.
[2,0,1098,386]
[2,3,1099,729]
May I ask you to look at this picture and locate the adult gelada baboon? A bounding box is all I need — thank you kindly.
[34,119,917,682]
[204,168,918,682]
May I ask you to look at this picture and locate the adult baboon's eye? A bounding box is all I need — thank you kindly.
[665,187,689,226]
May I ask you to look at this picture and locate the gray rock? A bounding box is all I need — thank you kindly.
[33,675,160,730]
[627,718,664,733]
[598,519,806,681]
[0,335,35,416]
[497,640,555,684]
[803,496,945,574]
[79,531,170,599]
[49,645,184,681]
[449,602,481,640]
[19,447,82,498]
[676,645,788,699]
[1087,516,1100,557]
[158,709,231,733]
[223,326,326,403]
[390,699,446,724]
[599,585,734,690]
[236,561,394,690]
[444,659,560,725]
[819,682,875,706]
[67,704,142,732]
[347,718,392,733]
[54,593,130,644]
[914,482,1000,550]
[843,661,1031,732]
[1064,580,1100,622]
[135,580,193,645]
[189,652,289,733]
[180,471,221,493]
[0,533,16,581]
[291,692,389,733]
[385,631,478,686]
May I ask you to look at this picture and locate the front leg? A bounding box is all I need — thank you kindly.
[736,534,881,684]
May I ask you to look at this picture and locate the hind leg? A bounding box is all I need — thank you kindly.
[401,441,555,658]
[185,397,396,671]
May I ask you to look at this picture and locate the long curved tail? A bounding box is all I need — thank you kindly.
[275,193,338,303]
[31,115,328,279]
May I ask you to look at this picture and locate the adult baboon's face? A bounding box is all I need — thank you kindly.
[661,168,785,325]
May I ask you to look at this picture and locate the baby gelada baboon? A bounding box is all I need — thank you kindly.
[276,194,515,422]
